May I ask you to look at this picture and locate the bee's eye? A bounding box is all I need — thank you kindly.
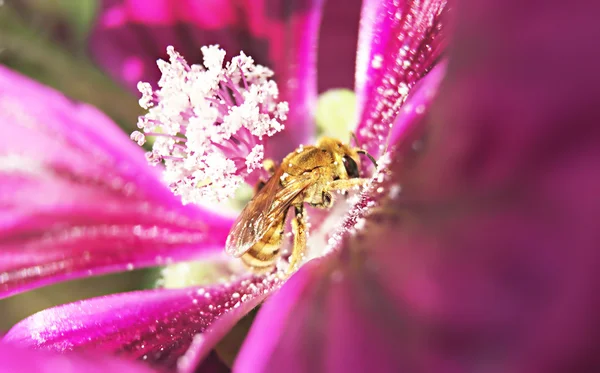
[342,155,360,178]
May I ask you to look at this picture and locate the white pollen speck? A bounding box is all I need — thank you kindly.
[245,145,265,173]
[130,131,146,145]
[389,184,402,198]
[330,270,344,283]
[371,54,383,69]
[412,140,424,151]
[354,217,366,231]
[398,83,409,97]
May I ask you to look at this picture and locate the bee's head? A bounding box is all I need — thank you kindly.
[316,137,362,179]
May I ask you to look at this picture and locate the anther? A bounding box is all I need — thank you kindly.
[131,46,288,204]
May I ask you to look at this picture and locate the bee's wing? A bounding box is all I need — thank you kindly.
[225,168,317,257]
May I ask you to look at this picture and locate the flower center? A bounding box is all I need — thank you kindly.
[131,46,288,204]
[315,88,357,142]
[134,47,381,286]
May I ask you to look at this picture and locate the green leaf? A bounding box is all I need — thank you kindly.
[58,0,98,44]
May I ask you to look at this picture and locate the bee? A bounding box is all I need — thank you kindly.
[225,137,377,274]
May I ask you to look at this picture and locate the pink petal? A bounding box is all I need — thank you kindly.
[233,259,327,373]
[90,0,239,92]
[261,0,323,159]
[90,0,325,159]
[316,0,362,92]
[4,275,279,371]
[237,253,430,372]
[387,60,446,147]
[176,288,266,373]
[354,0,449,158]
[0,66,233,298]
[0,343,157,373]
[234,0,600,371]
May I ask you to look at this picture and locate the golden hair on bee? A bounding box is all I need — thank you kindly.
[224,137,376,275]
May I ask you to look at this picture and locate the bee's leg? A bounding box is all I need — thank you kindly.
[255,159,277,194]
[263,159,276,175]
[322,191,333,208]
[287,205,307,275]
[328,178,369,192]
[254,180,267,193]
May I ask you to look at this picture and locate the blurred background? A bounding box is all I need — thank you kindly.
[0,0,155,331]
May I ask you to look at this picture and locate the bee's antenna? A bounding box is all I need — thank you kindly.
[350,132,360,147]
[357,150,378,168]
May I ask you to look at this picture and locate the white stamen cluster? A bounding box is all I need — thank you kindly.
[131,46,288,204]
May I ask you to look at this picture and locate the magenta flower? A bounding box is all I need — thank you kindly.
[0,343,157,373]
[2,0,599,373]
